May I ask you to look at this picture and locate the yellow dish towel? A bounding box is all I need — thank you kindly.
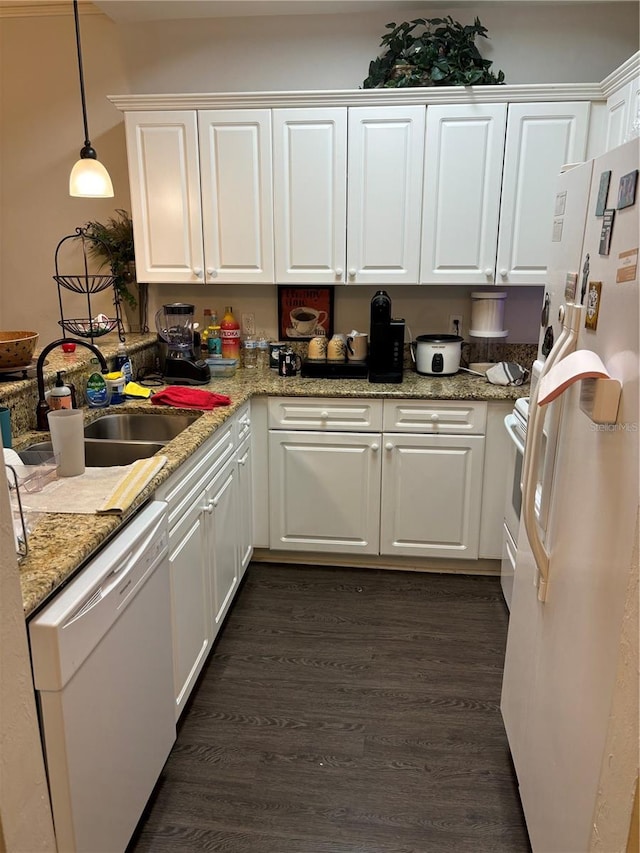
[97,455,167,514]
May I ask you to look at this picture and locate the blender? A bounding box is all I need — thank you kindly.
[155,303,210,385]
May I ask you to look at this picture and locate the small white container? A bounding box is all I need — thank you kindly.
[469,292,508,338]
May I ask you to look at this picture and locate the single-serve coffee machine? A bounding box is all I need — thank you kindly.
[156,303,210,385]
[368,290,405,384]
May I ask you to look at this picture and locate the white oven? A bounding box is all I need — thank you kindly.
[501,397,528,610]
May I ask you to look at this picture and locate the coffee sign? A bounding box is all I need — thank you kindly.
[277,286,335,341]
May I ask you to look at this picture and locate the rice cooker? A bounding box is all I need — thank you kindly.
[415,334,463,375]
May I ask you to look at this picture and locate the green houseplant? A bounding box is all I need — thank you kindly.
[363,16,505,89]
[83,209,137,309]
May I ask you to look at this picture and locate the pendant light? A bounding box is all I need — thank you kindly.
[69,0,113,197]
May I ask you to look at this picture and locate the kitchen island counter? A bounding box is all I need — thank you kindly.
[13,367,528,617]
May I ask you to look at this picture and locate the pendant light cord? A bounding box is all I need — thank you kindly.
[73,0,91,148]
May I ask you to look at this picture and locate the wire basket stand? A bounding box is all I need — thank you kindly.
[53,227,125,344]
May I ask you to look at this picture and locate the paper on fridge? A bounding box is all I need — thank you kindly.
[537,350,610,406]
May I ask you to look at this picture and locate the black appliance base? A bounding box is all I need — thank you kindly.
[301,359,368,379]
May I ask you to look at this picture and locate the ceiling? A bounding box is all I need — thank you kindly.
[91,0,637,23]
[1,0,634,21]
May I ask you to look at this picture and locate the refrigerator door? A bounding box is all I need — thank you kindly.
[537,159,593,361]
[502,139,639,853]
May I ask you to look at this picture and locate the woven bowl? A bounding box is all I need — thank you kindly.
[0,331,39,370]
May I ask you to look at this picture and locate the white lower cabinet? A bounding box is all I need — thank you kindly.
[268,430,382,554]
[237,435,253,576]
[380,433,484,559]
[208,457,240,627]
[156,406,252,719]
[268,397,494,561]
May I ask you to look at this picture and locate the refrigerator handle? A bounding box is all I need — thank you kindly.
[522,303,583,602]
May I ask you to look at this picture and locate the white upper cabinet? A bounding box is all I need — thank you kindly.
[496,102,590,286]
[605,76,640,151]
[347,106,426,285]
[420,104,507,285]
[125,109,274,285]
[273,108,347,284]
[199,110,274,284]
[125,111,205,285]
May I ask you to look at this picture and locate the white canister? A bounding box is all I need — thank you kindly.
[469,292,508,337]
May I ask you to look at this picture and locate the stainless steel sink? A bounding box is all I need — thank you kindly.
[21,440,166,468]
[83,412,201,442]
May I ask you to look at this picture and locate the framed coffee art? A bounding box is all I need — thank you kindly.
[278,286,335,341]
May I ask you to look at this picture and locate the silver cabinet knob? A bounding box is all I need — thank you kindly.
[371,443,380,452]
[385,442,393,451]
[204,501,214,514]
[430,413,439,421]
[484,268,493,276]
[335,267,344,277]
[500,268,508,277]
[206,267,217,278]
[348,268,356,278]
[320,411,329,419]
[193,267,203,278]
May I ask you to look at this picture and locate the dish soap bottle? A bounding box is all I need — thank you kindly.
[220,306,240,360]
[49,371,72,410]
[114,343,133,384]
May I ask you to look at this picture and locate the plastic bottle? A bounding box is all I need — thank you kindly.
[86,371,110,408]
[242,338,258,368]
[49,371,72,410]
[220,306,241,360]
[114,343,133,384]
[256,336,270,371]
[207,325,222,357]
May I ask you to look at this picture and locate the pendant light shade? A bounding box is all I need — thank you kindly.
[69,0,113,198]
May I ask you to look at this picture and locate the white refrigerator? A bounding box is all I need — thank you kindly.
[501,138,639,853]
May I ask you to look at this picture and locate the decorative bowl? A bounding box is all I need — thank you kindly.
[0,331,39,370]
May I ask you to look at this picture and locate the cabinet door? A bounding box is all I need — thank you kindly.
[420,104,507,285]
[347,106,425,285]
[207,458,239,631]
[269,430,382,554]
[605,84,631,152]
[168,491,211,719]
[236,436,253,577]
[199,110,274,284]
[124,111,205,284]
[273,109,347,284]
[380,433,484,559]
[496,102,590,286]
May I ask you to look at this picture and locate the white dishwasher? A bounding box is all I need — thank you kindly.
[29,500,176,853]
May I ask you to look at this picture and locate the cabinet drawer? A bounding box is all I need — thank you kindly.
[156,420,235,524]
[268,397,383,431]
[383,400,487,434]
[235,402,251,445]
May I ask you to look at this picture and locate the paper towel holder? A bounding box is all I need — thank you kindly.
[579,377,622,424]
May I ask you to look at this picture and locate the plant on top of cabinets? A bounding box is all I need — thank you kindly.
[363,17,505,89]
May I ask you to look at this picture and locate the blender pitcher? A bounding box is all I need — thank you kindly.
[155,303,196,357]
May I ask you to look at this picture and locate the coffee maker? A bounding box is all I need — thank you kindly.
[156,303,211,385]
[368,290,405,384]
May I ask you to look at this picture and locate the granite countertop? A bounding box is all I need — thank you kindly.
[14,365,529,618]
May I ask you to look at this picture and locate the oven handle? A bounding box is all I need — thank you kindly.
[504,414,525,456]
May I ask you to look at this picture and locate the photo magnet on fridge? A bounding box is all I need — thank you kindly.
[585,281,602,331]
[617,169,638,210]
[599,209,615,256]
[595,171,611,216]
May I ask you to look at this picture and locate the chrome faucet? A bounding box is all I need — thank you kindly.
[36,338,108,430]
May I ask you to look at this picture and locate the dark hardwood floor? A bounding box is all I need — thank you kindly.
[129,564,531,853]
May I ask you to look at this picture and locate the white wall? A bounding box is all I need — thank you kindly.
[121,3,639,92]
